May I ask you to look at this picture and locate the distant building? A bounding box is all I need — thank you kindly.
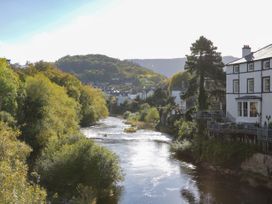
[116,94,129,106]
[226,45,272,125]
[171,90,186,111]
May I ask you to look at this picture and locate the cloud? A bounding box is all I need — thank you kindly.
[1,0,272,64]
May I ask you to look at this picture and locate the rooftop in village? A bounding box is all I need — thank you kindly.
[227,44,272,65]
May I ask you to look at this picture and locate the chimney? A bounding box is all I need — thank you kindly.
[242,45,251,57]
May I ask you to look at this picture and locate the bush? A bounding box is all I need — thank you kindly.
[0,122,46,203]
[174,120,197,141]
[36,137,123,202]
[194,139,257,167]
[144,107,159,124]
[0,111,16,127]
[123,111,131,119]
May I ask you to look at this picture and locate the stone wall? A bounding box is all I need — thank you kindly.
[241,153,272,177]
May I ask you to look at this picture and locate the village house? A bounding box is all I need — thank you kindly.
[226,45,272,126]
[171,90,187,111]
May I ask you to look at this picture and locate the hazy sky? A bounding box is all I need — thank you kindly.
[1,0,271,64]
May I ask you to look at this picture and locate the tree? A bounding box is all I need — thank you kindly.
[184,36,224,111]
[19,74,80,158]
[169,71,191,91]
[145,107,160,124]
[0,122,46,203]
[0,59,20,115]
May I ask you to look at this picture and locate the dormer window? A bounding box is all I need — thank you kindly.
[247,62,254,72]
[233,65,240,73]
[262,59,270,70]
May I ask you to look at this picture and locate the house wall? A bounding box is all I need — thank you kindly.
[171,90,186,111]
[226,59,272,125]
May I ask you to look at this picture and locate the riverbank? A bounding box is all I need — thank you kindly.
[172,140,272,190]
[82,117,272,203]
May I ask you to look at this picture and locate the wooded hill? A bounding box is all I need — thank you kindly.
[56,54,166,91]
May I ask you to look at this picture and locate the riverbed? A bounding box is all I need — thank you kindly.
[81,117,272,204]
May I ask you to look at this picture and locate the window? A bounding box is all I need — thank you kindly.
[238,101,258,117]
[262,77,270,92]
[233,65,240,73]
[238,102,242,117]
[233,79,239,93]
[262,60,270,70]
[250,102,258,117]
[243,102,248,117]
[247,78,254,93]
[247,62,254,72]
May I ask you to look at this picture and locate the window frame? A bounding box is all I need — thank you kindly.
[233,79,239,93]
[238,102,242,117]
[249,102,258,117]
[262,76,270,93]
[247,62,254,72]
[262,59,270,70]
[247,78,254,93]
[233,65,240,73]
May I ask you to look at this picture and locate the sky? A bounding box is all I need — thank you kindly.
[0,0,272,64]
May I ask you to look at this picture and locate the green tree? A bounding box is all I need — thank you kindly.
[184,36,224,111]
[0,122,46,203]
[36,137,123,201]
[19,74,80,158]
[169,71,191,91]
[145,107,159,124]
[80,85,108,127]
[0,59,20,115]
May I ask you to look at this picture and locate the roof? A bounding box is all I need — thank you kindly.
[227,44,272,65]
[235,95,262,100]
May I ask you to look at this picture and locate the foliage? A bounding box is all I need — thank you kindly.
[146,88,171,107]
[144,107,159,124]
[0,122,46,203]
[174,120,197,141]
[123,111,132,119]
[170,140,193,156]
[56,54,166,91]
[184,36,224,111]
[0,111,16,127]
[19,74,80,155]
[0,59,122,203]
[36,136,123,201]
[195,139,257,167]
[139,103,151,121]
[80,85,108,127]
[0,59,20,115]
[169,71,191,91]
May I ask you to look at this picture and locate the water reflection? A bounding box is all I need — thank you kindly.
[82,117,272,204]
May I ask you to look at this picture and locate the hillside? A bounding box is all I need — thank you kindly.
[56,55,166,92]
[129,56,238,77]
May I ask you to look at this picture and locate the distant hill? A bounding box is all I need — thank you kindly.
[129,56,238,77]
[56,54,166,92]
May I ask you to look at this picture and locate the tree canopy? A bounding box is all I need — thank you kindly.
[184,36,224,111]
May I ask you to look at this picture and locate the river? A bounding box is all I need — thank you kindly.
[81,117,272,204]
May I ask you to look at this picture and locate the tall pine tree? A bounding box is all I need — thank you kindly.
[184,36,224,111]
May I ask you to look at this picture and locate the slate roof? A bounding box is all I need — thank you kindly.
[227,44,272,65]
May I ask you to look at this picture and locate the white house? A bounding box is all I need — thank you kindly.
[171,90,187,111]
[116,94,129,106]
[226,45,272,126]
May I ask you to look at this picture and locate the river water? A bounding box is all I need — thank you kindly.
[81,117,272,204]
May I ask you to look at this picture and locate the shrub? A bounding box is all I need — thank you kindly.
[36,137,123,201]
[0,122,46,203]
[123,111,131,119]
[144,107,159,124]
